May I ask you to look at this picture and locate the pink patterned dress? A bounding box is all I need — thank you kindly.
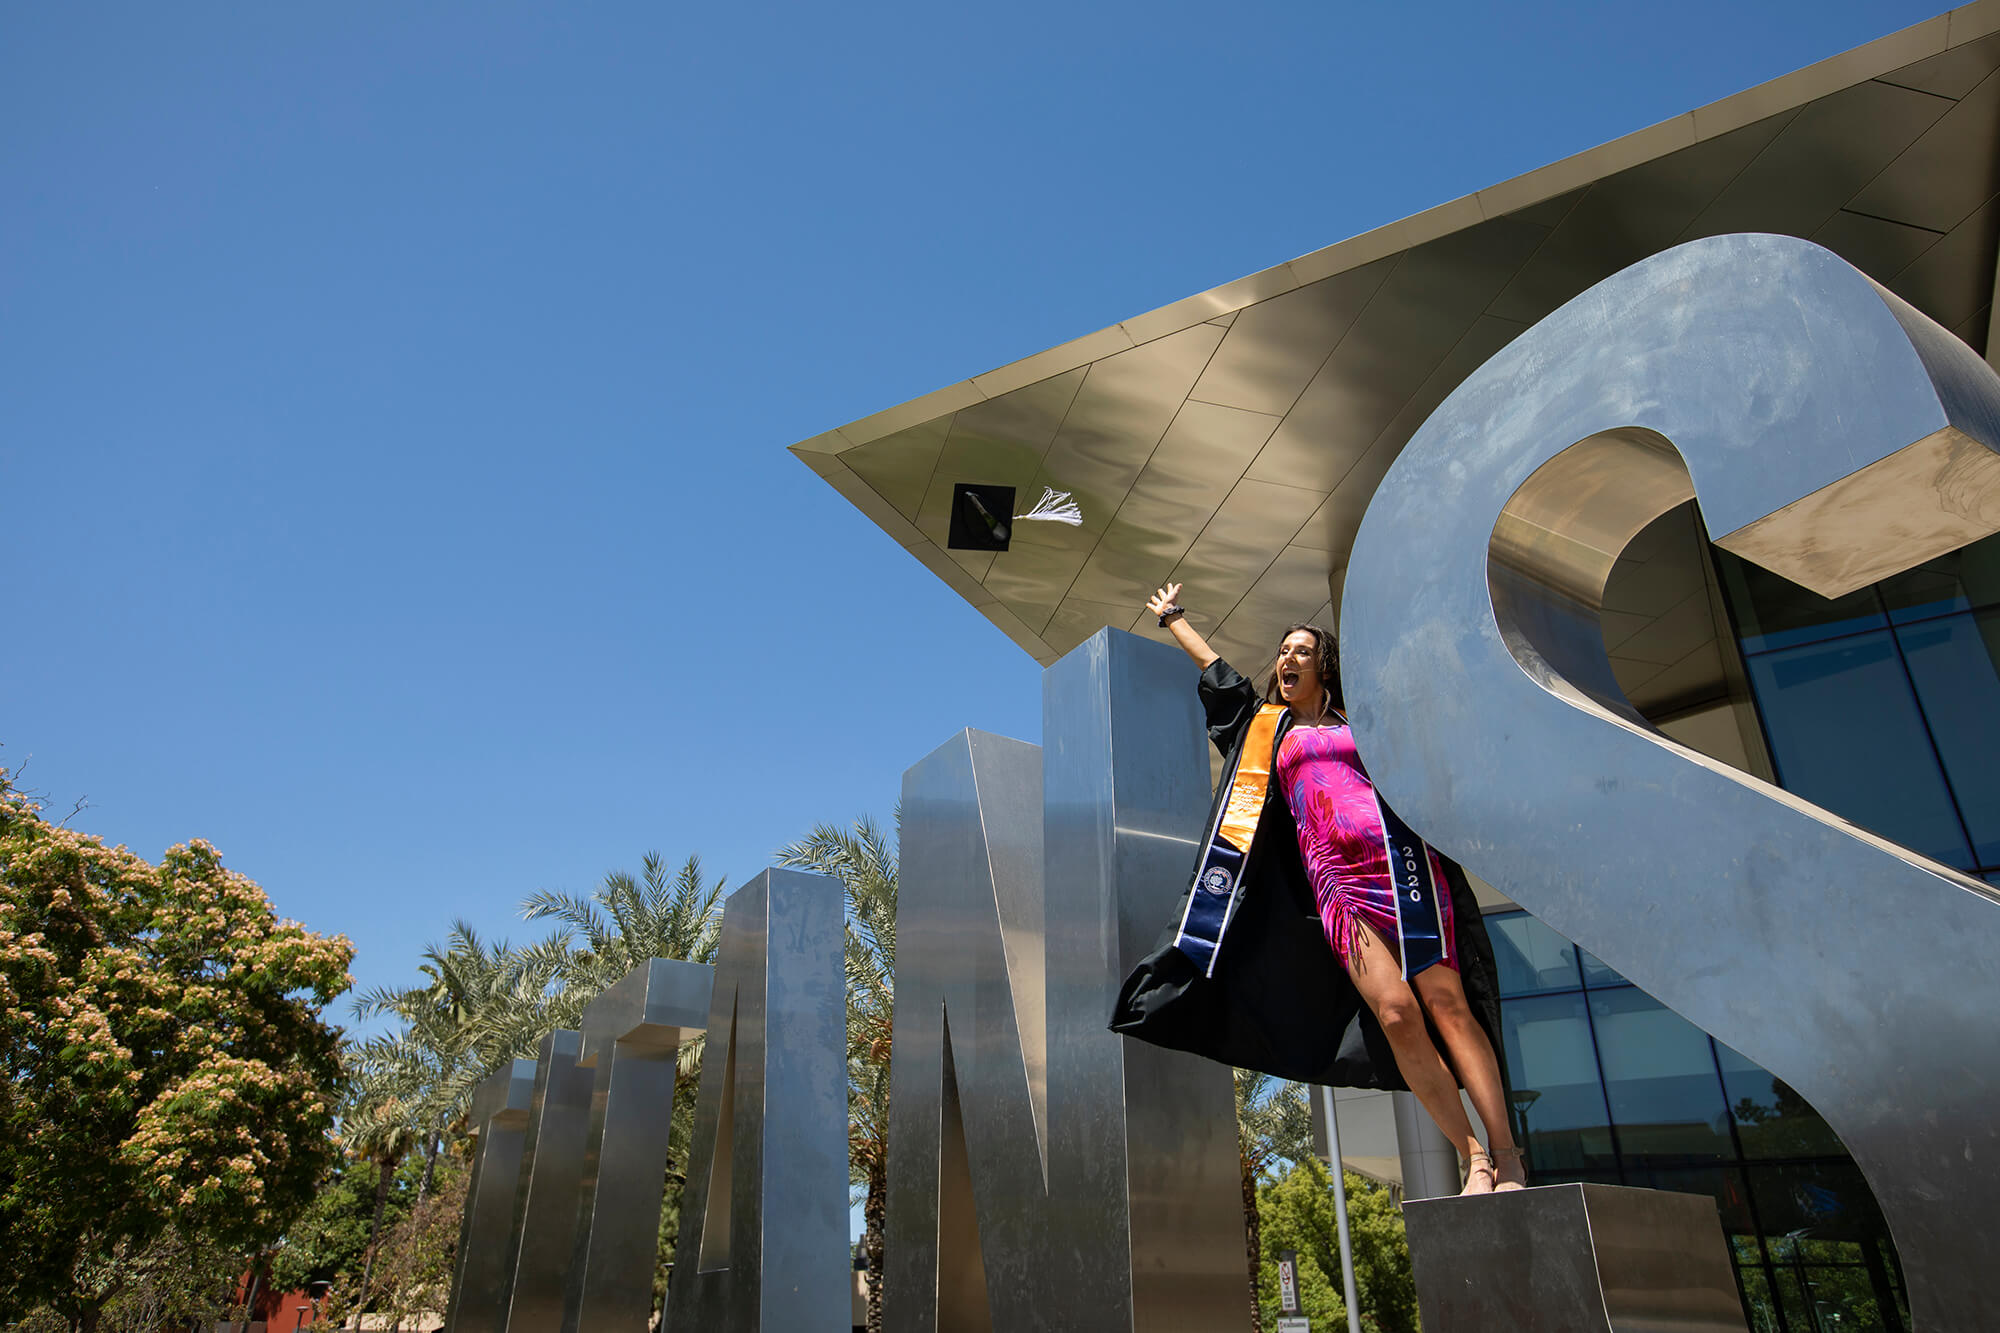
[1275,722,1458,975]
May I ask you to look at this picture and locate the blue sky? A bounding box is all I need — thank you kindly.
[3,1,1948,1021]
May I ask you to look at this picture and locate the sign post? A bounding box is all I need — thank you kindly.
[1317,1085,1364,1333]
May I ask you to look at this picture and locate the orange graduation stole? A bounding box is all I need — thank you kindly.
[1174,704,1285,976]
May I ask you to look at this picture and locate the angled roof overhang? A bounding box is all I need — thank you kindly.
[793,4,2000,679]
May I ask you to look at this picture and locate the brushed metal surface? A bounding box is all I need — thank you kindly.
[882,728,1049,1333]
[1341,232,2000,1330]
[502,1031,594,1333]
[792,9,2000,688]
[1044,630,1249,1332]
[563,958,714,1333]
[664,871,848,1333]
[884,632,1250,1333]
[1403,1183,1747,1332]
[447,1058,538,1333]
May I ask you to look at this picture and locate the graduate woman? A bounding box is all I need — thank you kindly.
[1111,583,1525,1193]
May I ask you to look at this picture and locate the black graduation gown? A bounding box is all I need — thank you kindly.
[1110,658,1506,1090]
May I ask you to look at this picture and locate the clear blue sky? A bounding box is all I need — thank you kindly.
[4,1,1947,1017]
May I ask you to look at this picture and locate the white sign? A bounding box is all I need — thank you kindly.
[1275,1319,1310,1332]
[1276,1252,1300,1314]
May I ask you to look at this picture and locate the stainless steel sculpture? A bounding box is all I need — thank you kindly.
[1402,1184,1747,1332]
[1340,232,2000,1330]
[664,870,849,1332]
[502,1031,595,1333]
[447,1058,539,1333]
[884,628,1247,1333]
[562,958,713,1333]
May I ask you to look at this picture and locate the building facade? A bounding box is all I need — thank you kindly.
[795,11,2000,1333]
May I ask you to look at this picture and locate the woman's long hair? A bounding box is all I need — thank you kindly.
[1262,622,1345,715]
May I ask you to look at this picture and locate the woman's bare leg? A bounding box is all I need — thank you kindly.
[1341,920,1485,1183]
[1413,962,1524,1189]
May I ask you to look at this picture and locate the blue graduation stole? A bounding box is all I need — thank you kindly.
[1377,795,1448,980]
[1175,704,1285,977]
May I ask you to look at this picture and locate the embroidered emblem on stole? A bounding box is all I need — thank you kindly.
[1175,704,1284,976]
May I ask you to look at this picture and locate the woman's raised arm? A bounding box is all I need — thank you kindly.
[1147,582,1219,670]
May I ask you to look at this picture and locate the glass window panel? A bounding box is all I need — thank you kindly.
[1715,1041,1845,1160]
[1589,989,1733,1163]
[1797,1266,1900,1333]
[1747,1162,1897,1256]
[1625,1164,1758,1238]
[1731,1234,1767,1266]
[1897,610,2000,865]
[1734,1265,1782,1333]
[1878,530,2000,622]
[1487,910,1582,996]
[1745,631,1974,869]
[1498,992,1617,1174]
[1769,1268,1817,1332]
[1718,550,1886,654]
[1578,947,1627,988]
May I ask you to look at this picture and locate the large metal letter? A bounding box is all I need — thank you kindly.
[1042,630,1250,1328]
[1341,232,2000,1330]
[884,729,1046,1333]
[447,1058,538,1333]
[502,1031,594,1333]
[885,631,1250,1333]
[664,870,848,1332]
[563,958,713,1333]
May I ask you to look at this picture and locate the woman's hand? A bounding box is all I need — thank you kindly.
[1148,582,1218,669]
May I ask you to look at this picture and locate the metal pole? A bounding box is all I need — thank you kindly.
[1318,1085,1363,1333]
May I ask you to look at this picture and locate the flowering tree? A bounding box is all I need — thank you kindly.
[0,768,353,1333]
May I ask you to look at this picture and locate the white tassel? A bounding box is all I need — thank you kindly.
[1014,487,1083,526]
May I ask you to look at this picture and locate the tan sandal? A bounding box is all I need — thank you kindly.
[1460,1149,1496,1196]
[1492,1145,1528,1192]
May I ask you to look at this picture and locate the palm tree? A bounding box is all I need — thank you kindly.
[343,922,564,1322]
[521,853,726,1318]
[336,1075,421,1314]
[775,815,896,1333]
[520,852,726,1027]
[1235,1070,1312,1333]
[351,922,559,1126]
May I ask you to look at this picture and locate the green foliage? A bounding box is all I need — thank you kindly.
[318,1155,468,1331]
[1255,1159,1418,1333]
[3,1228,240,1333]
[339,854,724,1325]
[266,1153,421,1294]
[0,768,352,1330]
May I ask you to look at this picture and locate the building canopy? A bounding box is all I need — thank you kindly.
[793,4,2000,705]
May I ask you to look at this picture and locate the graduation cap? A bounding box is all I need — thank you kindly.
[947,483,1083,552]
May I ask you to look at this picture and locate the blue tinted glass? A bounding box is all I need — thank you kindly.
[1745,631,1974,869]
[1578,948,1626,988]
[1717,550,1885,654]
[1498,992,1616,1174]
[1879,531,2000,623]
[1714,1040,1844,1159]
[1897,610,2000,865]
[1590,989,1733,1163]
[1747,1160,1899,1268]
[1487,911,1581,996]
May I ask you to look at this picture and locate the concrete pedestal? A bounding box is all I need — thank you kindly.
[1402,1183,1747,1332]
